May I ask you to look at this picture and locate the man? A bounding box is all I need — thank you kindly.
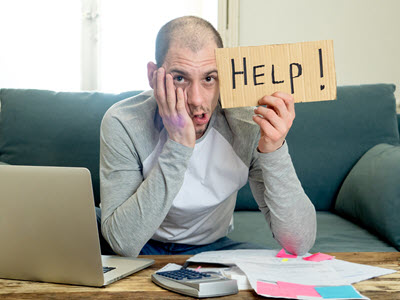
[99,16,316,257]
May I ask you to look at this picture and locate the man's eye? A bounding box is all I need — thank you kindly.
[205,76,217,84]
[205,76,214,82]
[174,76,185,83]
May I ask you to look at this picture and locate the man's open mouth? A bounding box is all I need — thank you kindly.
[194,113,205,119]
[193,113,209,125]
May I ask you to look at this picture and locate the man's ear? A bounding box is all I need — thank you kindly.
[147,62,158,89]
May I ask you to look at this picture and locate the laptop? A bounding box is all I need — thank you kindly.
[0,165,154,287]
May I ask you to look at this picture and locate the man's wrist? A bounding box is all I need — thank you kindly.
[257,140,286,154]
[165,138,194,158]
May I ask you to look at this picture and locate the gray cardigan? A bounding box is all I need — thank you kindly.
[99,90,316,257]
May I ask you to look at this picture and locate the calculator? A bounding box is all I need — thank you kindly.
[151,268,238,298]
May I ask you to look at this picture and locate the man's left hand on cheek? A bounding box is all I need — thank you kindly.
[252,92,295,153]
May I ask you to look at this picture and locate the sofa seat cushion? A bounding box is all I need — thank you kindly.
[228,211,396,252]
[335,143,400,251]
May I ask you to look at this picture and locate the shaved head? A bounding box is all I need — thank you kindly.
[155,16,223,67]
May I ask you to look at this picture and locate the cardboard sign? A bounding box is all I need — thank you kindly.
[215,40,337,108]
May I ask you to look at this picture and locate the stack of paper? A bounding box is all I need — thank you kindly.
[186,249,396,300]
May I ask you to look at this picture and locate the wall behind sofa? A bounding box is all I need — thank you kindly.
[238,0,400,107]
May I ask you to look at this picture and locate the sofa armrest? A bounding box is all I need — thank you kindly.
[335,143,400,250]
[0,161,9,166]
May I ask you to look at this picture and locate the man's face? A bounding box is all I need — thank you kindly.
[162,42,220,139]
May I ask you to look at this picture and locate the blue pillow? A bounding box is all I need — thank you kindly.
[0,89,142,206]
[287,84,399,210]
[335,144,400,250]
[236,84,399,211]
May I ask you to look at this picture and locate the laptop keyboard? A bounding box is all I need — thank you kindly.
[103,266,116,274]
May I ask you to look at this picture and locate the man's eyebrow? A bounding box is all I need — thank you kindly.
[168,68,218,77]
[205,69,218,76]
[169,69,189,76]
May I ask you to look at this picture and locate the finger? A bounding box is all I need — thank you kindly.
[254,106,286,133]
[176,87,186,113]
[152,70,165,116]
[184,89,191,116]
[165,73,177,113]
[271,91,295,116]
[252,115,279,138]
[151,70,157,92]
[258,95,289,120]
[156,68,167,107]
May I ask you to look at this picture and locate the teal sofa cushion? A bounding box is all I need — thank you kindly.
[335,143,400,250]
[229,211,396,252]
[397,114,400,134]
[236,84,399,211]
[0,89,141,206]
[287,84,398,210]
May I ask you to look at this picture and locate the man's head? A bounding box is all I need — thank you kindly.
[147,16,224,139]
[155,16,223,68]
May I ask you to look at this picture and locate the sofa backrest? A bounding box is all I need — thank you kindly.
[1,85,398,210]
[0,89,141,206]
[398,114,400,134]
[236,84,399,211]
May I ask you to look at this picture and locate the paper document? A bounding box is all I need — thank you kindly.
[221,266,252,290]
[322,259,396,284]
[156,263,182,272]
[187,249,283,265]
[187,249,396,284]
[186,249,396,299]
[236,261,346,288]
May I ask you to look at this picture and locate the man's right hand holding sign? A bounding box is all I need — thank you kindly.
[253,92,295,153]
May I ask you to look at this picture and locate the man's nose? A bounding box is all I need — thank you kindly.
[186,82,203,107]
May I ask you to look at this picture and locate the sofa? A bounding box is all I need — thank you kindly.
[0,84,399,253]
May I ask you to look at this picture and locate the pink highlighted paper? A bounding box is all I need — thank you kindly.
[256,281,291,298]
[257,281,322,298]
[303,252,335,262]
[276,248,297,258]
[277,281,321,298]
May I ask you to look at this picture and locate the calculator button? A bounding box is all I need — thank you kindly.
[156,269,211,281]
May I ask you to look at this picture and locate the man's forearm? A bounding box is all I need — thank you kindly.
[100,138,193,257]
[250,142,317,255]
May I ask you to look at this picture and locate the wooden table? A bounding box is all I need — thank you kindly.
[0,252,399,299]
